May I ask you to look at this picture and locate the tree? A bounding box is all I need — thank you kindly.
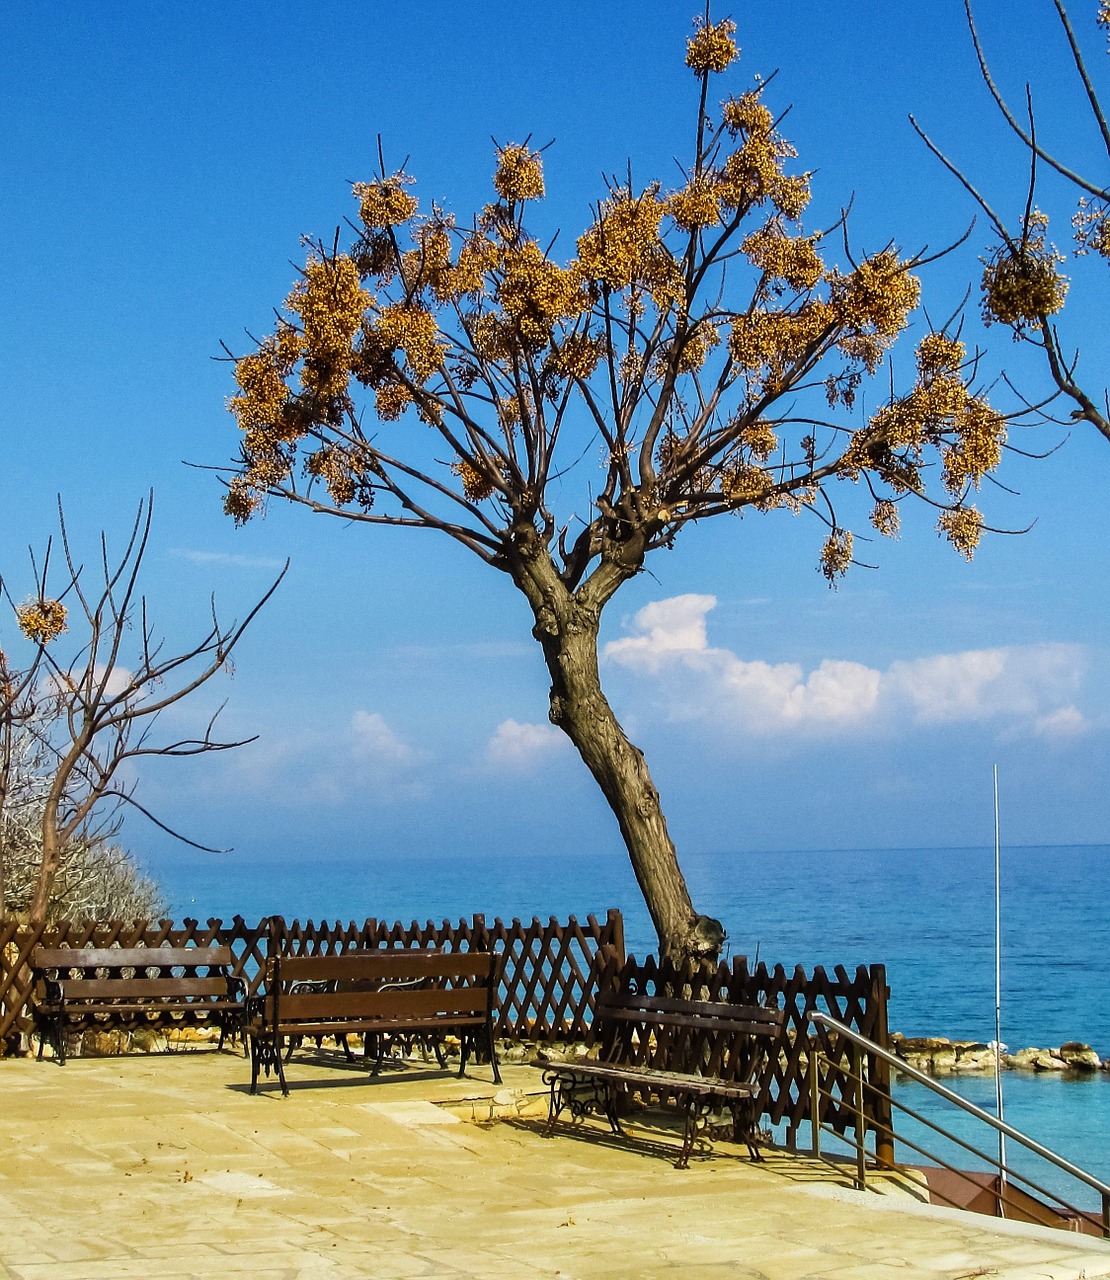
[222,17,1009,961]
[912,0,1110,444]
[0,494,285,924]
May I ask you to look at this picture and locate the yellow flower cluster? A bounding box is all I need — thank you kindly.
[493,145,545,203]
[223,477,262,525]
[305,446,355,506]
[654,321,720,377]
[546,332,605,380]
[497,240,589,348]
[375,382,412,420]
[352,176,418,230]
[685,18,738,75]
[401,222,453,300]
[286,255,370,399]
[452,457,495,502]
[819,529,853,583]
[981,219,1068,328]
[741,419,778,462]
[471,312,516,363]
[1074,199,1110,260]
[229,345,291,434]
[16,598,67,645]
[937,506,983,561]
[376,303,442,382]
[721,463,774,502]
[870,499,901,539]
[741,225,823,291]
[576,190,684,310]
[728,301,834,392]
[829,251,920,371]
[942,400,1006,495]
[666,175,722,231]
[722,92,773,137]
[916,333,965,377]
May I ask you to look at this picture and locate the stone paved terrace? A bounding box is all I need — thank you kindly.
[3,1043,1110,1279]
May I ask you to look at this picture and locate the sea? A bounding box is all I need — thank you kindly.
[148,841,1110,1210]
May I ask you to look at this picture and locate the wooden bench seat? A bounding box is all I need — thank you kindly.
[246,949,502,1096]
[537,984,783,1168]
[31,945,247,1064]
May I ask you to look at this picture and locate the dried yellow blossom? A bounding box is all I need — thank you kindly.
[722,91,773,137]
[742,225,823,291]
[547,332,605,380]
[831,251,920,340]
[449,234,500,298]
[224,476,262,525]
[718,135,781,210]
[286,255,370,400]
[870,500,901,539]
[575,189,684,310]
[402,222,454,300]
[916,333,965,378]
[352,176,418,230]
[769,173,811,221]
[981,217,1067,329]
[471,312,517,362]
[654,321,720,377]
[16,598,67,644]
[452,457,495,502]
[943,400,1006,494]
[742,420,778,462]
[1074,199,1110,260]
[497,240,588,348]
[306,446,355,506]
[493,144,545,203]
[937,506,983,560]
[728,301,834,389]
[375,382,413,420]
[666,175,722,231]
[686,18,738,75]
[819,529,853,583]
[376,303,442,382]
[229,343,291,434]
[721,463,774,502]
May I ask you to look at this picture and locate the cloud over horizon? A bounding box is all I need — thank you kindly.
[486,718,568,770]
[605,595,1089,739]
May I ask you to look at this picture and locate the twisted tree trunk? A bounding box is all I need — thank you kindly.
[509,531,725,963]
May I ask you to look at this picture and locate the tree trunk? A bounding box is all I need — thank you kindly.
[510,537,725,963]
[28,787,64,926]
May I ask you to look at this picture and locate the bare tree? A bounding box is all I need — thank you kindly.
[0,493,285,924]
[222,18,1013,960]
[912,0,1110,443]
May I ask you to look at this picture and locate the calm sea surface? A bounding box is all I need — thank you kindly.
[148,841,1110,1204]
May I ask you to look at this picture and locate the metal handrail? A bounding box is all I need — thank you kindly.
[807,1010,1110,1233]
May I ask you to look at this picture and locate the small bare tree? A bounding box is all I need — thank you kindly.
[913,0,1110,443]
[0,493,285,924]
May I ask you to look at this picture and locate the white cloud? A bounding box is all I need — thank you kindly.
[605,595,1088,738]
[486,719,567,770]
[169,549,286,570]
[351,710,417,766]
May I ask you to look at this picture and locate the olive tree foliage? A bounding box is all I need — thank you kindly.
[0,495,284,924]
[913,0,1110,444]
[222,18,1009,961]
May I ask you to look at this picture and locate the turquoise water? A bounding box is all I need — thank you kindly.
[148,841,1110,1200]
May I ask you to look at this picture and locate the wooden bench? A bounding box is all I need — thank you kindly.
[246,949,502,1096]
[31,945,248,1064]
[538,984,783,1168]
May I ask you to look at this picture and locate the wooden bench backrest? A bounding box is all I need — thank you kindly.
[33,946,234,974]
[595,989,783,1083]
[261,949,499,1025]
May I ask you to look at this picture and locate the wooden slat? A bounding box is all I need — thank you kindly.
[34,946,232,970]
[50,977,232,1001]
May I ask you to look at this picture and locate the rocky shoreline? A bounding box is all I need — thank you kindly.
[892,1034,1107,1075]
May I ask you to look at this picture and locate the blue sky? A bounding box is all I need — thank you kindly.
[2,1,1107,881]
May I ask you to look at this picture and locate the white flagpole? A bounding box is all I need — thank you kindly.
[994,764,1007,1212]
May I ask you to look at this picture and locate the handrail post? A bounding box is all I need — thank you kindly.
[869,964,895,1168]
[1103,1190,1110,1239]
[854,1041,867,1191]
[809,1038,821,1158]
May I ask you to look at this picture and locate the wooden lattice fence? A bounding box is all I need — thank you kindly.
[0,909,625,1045]
[603,951,891,1147]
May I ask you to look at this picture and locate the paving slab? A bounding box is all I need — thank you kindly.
[2,1049,1109,1279]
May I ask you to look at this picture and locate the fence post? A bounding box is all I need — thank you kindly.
[869,964,895,1167]
[606,908,625,962]
[854,1041,867,1191]
[809,1039,821,1158]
